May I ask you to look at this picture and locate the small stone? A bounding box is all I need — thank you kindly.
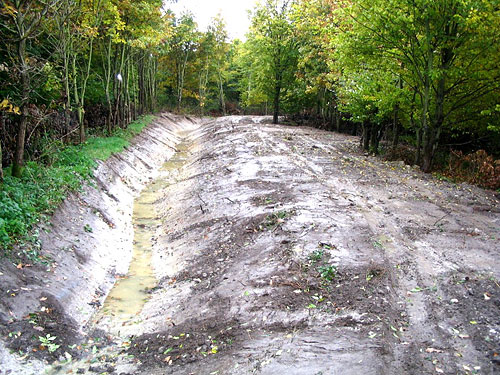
[89,366,106,373]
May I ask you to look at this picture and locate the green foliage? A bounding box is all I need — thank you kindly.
[317,264,337,281]
[308,249,324,263]
[0,115,154,258]
[38,334,60,353]
[335,0,500,168]
[236,0,300,120]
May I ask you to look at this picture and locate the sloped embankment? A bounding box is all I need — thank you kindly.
[0,114,199,372]
[119,116,498,375]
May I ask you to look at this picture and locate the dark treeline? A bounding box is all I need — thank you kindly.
[1,0,499,184]
[0,0,168,179]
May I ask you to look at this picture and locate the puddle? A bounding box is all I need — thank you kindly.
[96,139,190,332]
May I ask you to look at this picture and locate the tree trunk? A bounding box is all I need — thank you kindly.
[62,47,71,143]
[422,43,451,173]
[150,57,157,112]
[273,73,281,124]
[103,37,113,134]
[217,67,226,115]
[113,43,125,127]
[422,128,436,172]
[198,56,209,115]
[138,56,145,115]
[131,53,138,120]
[335,109,341,133]
[361,121,370,151]
[391,106,400,157]
[0,114,4,182]
[370,123,380,154]
[177,51,189,112]
[12,37,28,178]
[391,77,403,156]
[126,49,132,124]
[415,127,422,166]
[420,19,434,172]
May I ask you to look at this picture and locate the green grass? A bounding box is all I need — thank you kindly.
[0,115,154,260]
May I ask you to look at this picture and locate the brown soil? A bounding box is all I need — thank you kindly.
[1,115,499,375]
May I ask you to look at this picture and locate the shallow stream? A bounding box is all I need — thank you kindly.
[95,139,190,334]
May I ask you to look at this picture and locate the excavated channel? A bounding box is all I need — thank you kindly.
[96,139,190,334]
[3,116,499,375]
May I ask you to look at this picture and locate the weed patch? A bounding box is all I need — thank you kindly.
[0,115,154,259]
[258,211,291,231]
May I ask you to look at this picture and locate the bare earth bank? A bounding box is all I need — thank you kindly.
[1,115,499,375]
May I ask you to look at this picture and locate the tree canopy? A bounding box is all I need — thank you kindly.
[0,0,499,179]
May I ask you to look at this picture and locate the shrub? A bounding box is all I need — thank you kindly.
[446,149,500,190]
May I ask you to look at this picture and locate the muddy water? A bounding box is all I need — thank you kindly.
[97,140,190,331]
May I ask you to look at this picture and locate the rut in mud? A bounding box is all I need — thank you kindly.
[1,115,499,375]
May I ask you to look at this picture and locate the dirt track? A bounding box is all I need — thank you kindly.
[1,115,499,374]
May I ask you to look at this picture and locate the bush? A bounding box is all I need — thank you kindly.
[446,149,500,190]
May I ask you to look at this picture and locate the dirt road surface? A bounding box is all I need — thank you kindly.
[1,115,499,375]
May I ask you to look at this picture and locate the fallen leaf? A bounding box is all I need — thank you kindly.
[426,348,443,353]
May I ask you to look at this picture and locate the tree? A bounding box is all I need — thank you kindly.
[336,0,500,170]
[164,13,198,112]
[0,0,62,177]
[247,0,298,124]
[98,0,124,132]
[207,14,229,115]
[292,0,341,127]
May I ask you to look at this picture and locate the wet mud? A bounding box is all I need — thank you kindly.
[1,115,499,375]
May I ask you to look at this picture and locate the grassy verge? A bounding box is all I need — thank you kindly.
[0,115,155,260]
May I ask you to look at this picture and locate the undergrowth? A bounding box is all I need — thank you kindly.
[0,115,154,259]
[440,149,500,190]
